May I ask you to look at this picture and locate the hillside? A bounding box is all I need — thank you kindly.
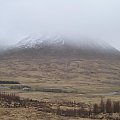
[1,35,120,59]
[0,35,120,98]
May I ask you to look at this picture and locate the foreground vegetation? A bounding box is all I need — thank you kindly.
[0,93,119,120]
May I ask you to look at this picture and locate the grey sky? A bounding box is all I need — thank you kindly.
[0,0,120,50]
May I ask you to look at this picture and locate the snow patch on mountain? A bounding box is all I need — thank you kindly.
[16,34,119,55]
[17,34,65,48]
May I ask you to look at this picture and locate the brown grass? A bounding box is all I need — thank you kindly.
[0,56,120,119]
[0,107,101,120]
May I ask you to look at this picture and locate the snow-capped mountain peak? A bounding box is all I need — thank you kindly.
[17,34,65,48]
[16,34,120,56]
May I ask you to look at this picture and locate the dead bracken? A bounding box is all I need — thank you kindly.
[0,93,119,119]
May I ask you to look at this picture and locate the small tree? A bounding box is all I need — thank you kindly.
[100,97,105,113]
[106,99,113,114]
[93,103,99,114]
[113,101,120,113]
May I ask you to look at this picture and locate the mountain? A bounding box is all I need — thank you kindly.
[0,34,120,59]
[16,35,65,48]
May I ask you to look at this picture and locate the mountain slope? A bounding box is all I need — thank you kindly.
[0,35,120,96]
[0,34,120,59]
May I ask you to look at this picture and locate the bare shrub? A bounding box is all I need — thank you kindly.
[113,101,120,113]
[106,99,113,114]
[93,103,99,114]
[100,97,105,113]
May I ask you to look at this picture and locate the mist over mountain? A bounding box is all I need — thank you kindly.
[0,34,119,59]
[0,44,10,52]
